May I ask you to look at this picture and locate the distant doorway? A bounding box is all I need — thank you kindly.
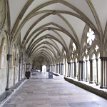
[42,65,46,72]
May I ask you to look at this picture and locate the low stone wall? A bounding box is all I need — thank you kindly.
[64,77,107,99]
[52,72,59,76]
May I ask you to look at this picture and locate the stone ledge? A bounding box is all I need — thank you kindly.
[0,78,25,103]
[64,77,107,99]
[52,72,59,76]
[0,91,10,103]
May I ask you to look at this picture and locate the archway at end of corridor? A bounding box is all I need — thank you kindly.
[42,65,46,72]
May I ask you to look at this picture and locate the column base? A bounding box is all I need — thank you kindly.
[100,86,107,89]
[96,83,99,86]
[89,81,93,84]
[77,78,80,81]
[78,79,83,81]
[5,88,9,91]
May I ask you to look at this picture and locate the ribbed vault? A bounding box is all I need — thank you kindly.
[7,0,107,66]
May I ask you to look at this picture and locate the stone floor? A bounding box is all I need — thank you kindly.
[1,72,107,107]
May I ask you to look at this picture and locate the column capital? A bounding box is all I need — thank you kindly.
[89,81,93,84]
[73,61,76,63]
[67,62,71,64]
[100,57,107,60]
[85,59,88,62]
[96,58,98,61]
[89,59,93,62]
[78,60,84,63]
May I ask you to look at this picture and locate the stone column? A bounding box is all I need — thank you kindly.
[55,65,56,73]
[67,62,71,77]
[83,61,85,81]
[59,63,61,74]
[20,53,23,79]
[52,65,54,72]
[100,57,104,88]
[54,65,56,73]
[106,58,107,88]
[49,65,51,72]
[76,61,79,79]
[18,58,21,81]
[78,61,83,81]
[56,64,58,73]
[74,61,76,78]
[100,57,107,88]
[65,59,67,77]
[5,54,11,90]
[72,62,74,78]
[60,63,62,75]
[61,63,64,75]
[13,63,15,86]
[81,61,84,81]
[57,64,59,74]
[96,58,99,85]
[89,59,93,83]
[70,62,73,78]
[86,60,88,82]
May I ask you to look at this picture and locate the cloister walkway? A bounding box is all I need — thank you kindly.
[1,72,107,107]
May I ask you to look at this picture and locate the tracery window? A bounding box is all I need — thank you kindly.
[73,43,76,51]
[87,28,95,45]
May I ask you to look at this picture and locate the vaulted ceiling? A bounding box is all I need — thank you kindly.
[7,0,107,65]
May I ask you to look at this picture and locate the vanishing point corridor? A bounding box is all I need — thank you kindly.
[1,72,107,107]
[1,1,107,107]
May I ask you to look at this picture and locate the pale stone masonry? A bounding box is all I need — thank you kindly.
[2,72,107,107]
